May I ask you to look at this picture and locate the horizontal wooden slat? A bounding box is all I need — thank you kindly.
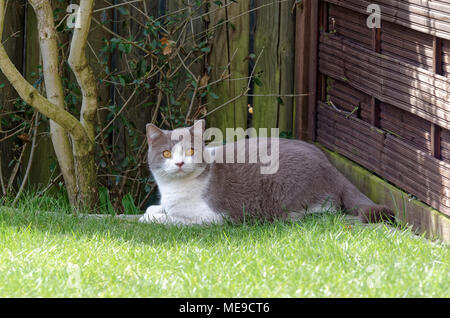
[383,136,450,213]
[325,0,450,41]
[318,101,386,143]
[383,147,450,189]
[327,80,371,116]
[319,37,449,101]
[381,163,450,215]
[379,102,432,152]
[325,79,433,152]
[381,21,435,71]
[320,35,449,100]
[316,101,450,216]
[319,33,450,129]
[329,4,372,48]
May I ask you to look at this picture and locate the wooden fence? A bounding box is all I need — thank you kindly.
[0,0,296,188]
[296,0,450,232]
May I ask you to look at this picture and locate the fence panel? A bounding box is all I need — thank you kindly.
[312,0,450,218]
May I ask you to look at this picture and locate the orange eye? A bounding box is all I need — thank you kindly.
[162,150,172,158]
[186,148,194,156]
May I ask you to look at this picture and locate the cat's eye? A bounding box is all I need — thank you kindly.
[162,150,172,158]
[186,148,195,156]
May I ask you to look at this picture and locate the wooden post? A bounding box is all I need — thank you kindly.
[294,0,319,141]
[431,36,443,159]
[318,2,328,104]
[307,1,320,141]
[311,1,329,102]
[294,1,309,140]
[371,27,381,53]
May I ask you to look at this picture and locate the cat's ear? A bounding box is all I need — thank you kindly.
[189,119,205,136]
[146,123,164,144]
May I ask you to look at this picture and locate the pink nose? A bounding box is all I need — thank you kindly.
[175,162,184,168]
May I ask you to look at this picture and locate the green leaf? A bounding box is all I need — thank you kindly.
[122,193,141,215]
[99,187,115,215]
[254,77,263,87]
[118,7,130,15]
[119,75,126,86]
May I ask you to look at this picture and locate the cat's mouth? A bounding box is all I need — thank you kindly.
[174,167,188,176]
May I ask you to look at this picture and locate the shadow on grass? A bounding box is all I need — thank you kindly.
[0,189,406,249]
[0,204,369,248]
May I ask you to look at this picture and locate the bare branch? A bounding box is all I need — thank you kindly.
[0,45,89,143]
[68,0,98,142]
[13,112,40,205]
[0,0,88,144]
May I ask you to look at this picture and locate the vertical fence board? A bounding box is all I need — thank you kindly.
[294,1,309,140]
[307,0,319,141]
[207,0,249,138]
[252,0,294,136]
[277,0,295,135]
[252,0,280,134]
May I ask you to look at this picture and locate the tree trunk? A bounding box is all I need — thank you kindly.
[68,0,98,210]
[30,0,78,206]
[73,139,97,210]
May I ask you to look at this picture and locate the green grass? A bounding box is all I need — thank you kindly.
[0,194,448,297]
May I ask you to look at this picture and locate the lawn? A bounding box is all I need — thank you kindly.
[0,195,448,297]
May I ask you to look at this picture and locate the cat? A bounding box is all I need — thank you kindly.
[139,120,395,225]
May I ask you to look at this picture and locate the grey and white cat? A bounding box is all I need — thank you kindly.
[139,120,394,225]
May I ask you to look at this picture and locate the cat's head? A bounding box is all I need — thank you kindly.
[146,120,207,179]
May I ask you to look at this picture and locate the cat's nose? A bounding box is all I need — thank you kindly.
[175,162,184,168]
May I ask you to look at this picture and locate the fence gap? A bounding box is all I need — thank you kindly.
[306,0,321,141]
[370,21,381,127]
[431,36,443,159]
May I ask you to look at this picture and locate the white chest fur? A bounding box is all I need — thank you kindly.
[153,171,223,225]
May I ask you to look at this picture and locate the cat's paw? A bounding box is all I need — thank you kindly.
[139,205,168,224]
